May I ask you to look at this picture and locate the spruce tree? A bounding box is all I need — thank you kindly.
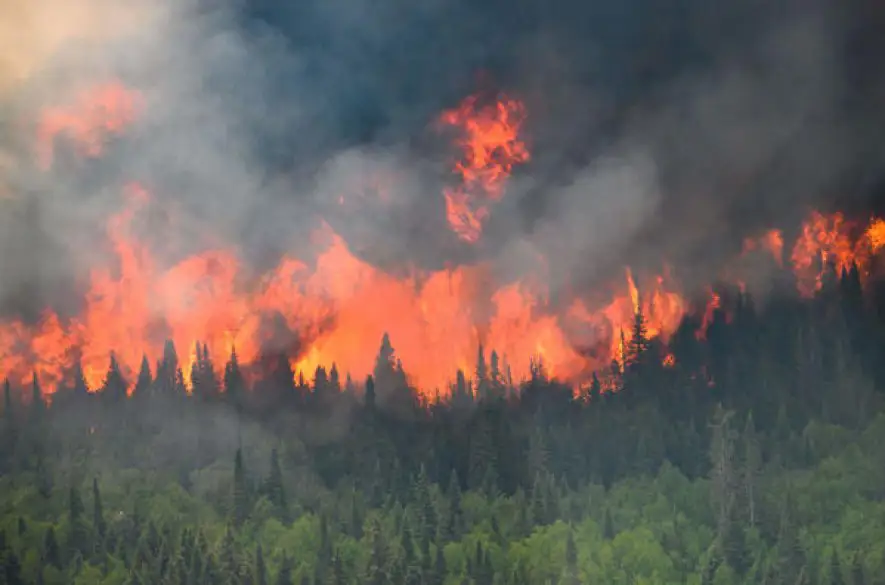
[564,528,580,585]
[68,485,88,559]
[233,448,250,526]
[224,347,246,410]
[255,545,268,585]
[101,353,128,401]
[43,527,62,569]
[443,469,462,542]
[265,448,289,523]
[92,478,106,543]
[133,355,152,397]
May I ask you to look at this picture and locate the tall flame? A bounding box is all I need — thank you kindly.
[3,80,885,400]
[438,93,529,242]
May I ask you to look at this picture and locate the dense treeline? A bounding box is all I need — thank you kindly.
[2,264,885,584]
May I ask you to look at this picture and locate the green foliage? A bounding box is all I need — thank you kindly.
[2,284,885,583]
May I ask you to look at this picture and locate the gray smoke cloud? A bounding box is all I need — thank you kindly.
[1,0,884,319]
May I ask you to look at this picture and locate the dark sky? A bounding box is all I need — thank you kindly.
[227,0,885,280]
[3,0,885,313]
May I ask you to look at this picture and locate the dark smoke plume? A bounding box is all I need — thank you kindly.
[1,0,885,314]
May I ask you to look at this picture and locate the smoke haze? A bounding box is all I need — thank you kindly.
[1,0,884,315]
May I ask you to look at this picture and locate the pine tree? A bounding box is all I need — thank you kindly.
[92,478,106,543]
[626,304,651,375]
[35,452,52,499]
[467,417,497,491]
[68,485,88,559]
[741,412,761,526]
[317,513,332,581]
[527,425,549,481]
[443,469,462,542]
[588,372,602,403]
[373,333,397,399]
[156,340,186,397]
[475,343,488,400]
[101,353,128,401]
[709,405,736,542]
[2,379,16,467]
[313,366,329,402]
[192,343,220,400]
[489,350,504,397]
[233,448,250,526]
[44,526,62,569]
[265,448,289,523]
[603,507,615,540]
[530,473,548,526]
[255,545,268,585]
[413,465,436,545]
[224,347,247,410]
[432,543,446,585]
[364,517,387,585]
[30,373,45,421]
[365,375,376,411]
[329,363,341,394]
[133,355,152,397]
[563,528,580,585]
[722,509,751,577]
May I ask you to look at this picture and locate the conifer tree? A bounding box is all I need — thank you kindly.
[364,517,387,585]
[43,526,62,569]
[265,448,289,523]
[92,478,106,543]
[563,528,580,585]
[68,485,88,559]
[30,373,45,422]
[476,343,488,400]
[133,355,152,397]
[443,469,462,542]
[102,353,128,401]
[413,465,436,545]
[233,448,250,526]
[224,347,246,410]
[365,375,376,411]
[255,545,268,585]
[329,363,341,394]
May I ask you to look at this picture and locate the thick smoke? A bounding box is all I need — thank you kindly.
[1,0,884,316]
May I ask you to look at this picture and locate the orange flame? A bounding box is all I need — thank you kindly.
[790,211,885,297]
[438,93,529,242]
[36,82,142,169]
[6,80,885,401]
[743,229,784,266]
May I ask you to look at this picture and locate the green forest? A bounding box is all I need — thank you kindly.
[2,266,885,585]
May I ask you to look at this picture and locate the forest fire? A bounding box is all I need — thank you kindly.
[2,80,885,398]
[437,93,529,243]
[36,82,143,169]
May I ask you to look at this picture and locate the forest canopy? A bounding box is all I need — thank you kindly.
[2,267,885,585]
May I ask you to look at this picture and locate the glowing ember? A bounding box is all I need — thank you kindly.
[437,93,529,242]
